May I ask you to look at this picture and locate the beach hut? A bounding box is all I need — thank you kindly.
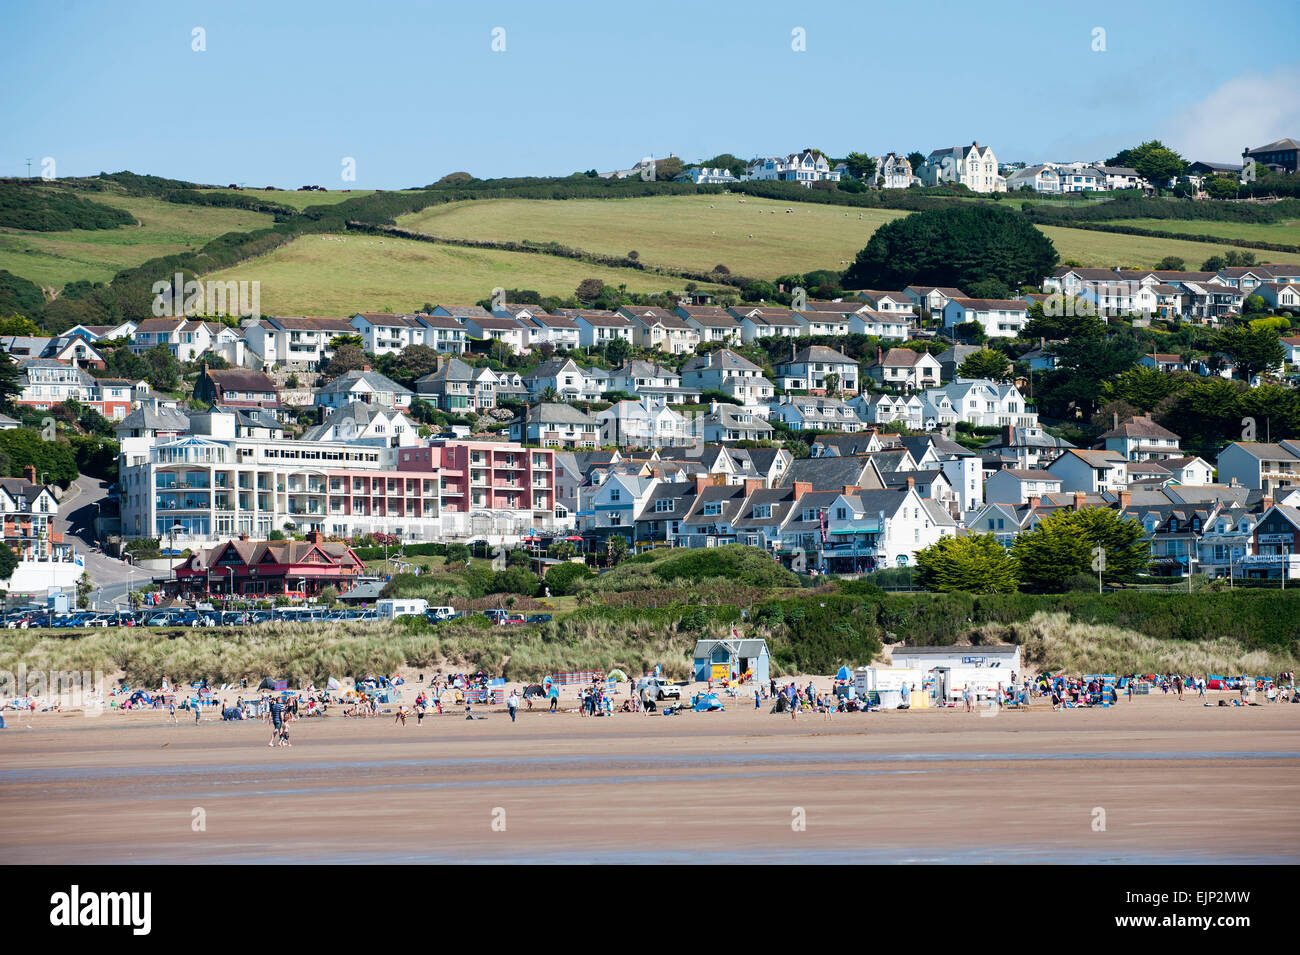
[692,638,770,685]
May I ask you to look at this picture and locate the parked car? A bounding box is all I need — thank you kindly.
[525,614,552,624]
[635,676,681,701]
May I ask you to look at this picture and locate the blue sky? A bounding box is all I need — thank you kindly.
[3,0,1298,188]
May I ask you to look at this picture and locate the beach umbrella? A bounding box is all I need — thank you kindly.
[606,669,629,682]
[836,665,851,681]
[523,683,546,698]
[326,677,341,690]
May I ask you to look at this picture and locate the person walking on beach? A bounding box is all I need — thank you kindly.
[1175,675,1184,700]
[194,699,202,725]
[962,684,973,713]
[268,697,284,747]
[507,689,519,723]
[395,705,407,726]
[549,685,559,713]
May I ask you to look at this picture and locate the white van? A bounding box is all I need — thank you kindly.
[375,598,429,620]
[427,606,456,621]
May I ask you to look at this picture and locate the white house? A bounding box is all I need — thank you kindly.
[852,392,925,431]
[676,306,742,345]
[1006,164,1061,193]
[770,395,864,432]
[731,306,802,343]
[680,349,775,406]
[848,311,911,340]
[774,345,859,395]
[1215,441,1300,493]
[349,313,433,355]
[509,403,600,449]
[566,310,636,349]
[1162,456,1214,486]
[746,148,841,186]
[463,315,530,354]
[903,287,965,317]
[856,291,914,313]
[873,153,913,189]
[617,307,700,355]
[244,316,356,369]
[1046,449,1129,493]
[315,369,413,411]
[864,348,941,392]
[923,379,1036,429]
[1257,282,1300,311]
[984,469,1063,505]
[595,397,691,449]
[942,298,1029,339]
[700,402,774,443]
[1097,415,1182,461]
[920,142,1005,192]
[524,358,602,402]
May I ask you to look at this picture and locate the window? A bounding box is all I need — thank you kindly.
[610,489,621,502]
[753,503,772,519]
[655,498,674,513]
[703,502,722,515]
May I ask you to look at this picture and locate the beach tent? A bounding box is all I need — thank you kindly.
[257,678,278,690]
[836,665,852,681]
[606,669,629,682]
[523,684,546,698]
[326,677,341,691]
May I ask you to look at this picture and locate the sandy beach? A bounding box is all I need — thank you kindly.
[2,685,1297,864]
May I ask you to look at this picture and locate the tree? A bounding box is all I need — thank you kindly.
[966,278,1011,300]
[606,534,628,566]
[1201,255,1227,273]
[843,204,1058,291]
[144,345,181,392]
[823,371,841,396]
[545,560,592,596]
[1022,299,1105,341]
[329,333,364,349]
[1013,508,1149,591]
[906,152,926,173]
[915,534,1019,594]
[0,543,17,583]
[390,344,441,385]
[576,278,605,303]
[1102,366,1180,411]
[1204,176,1239,199]
[957,348,1011,382]
[650,157,683,181]
[604,337,631,365]
[0,353,21,412]
[0,314,39,336]
[1154,256,1185,271]
[1215,325,1285,381]
[490,565,540,597]
[843,152,878,181]
[76,571,93,609]
[1106,141,1187,186]
[701,154,748,179]
[324,344,368,378]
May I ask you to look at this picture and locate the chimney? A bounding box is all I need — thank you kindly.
[1026,494,1041,509]
[362,364,371,372]
[1113,411,1119,429]
[1002,425,1014,446]
[1262,494,1274,511]
[905,476,915,490]
[744,478,763,495]
[793,481,812,500]
[790,341,797,363]
[1073,492,1087,511]
[842,485,861,495]
[239,532,249,541]
[1039,337,1045,348]
[23,465,37,485]
[709,399,718,415]
[306,530,325,544]
[1118,490,1132,509]
[695,474,711,495]
[1229,477,1239,487]
[877,345,883,364]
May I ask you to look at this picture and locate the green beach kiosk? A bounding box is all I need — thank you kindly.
[693,637,770,685]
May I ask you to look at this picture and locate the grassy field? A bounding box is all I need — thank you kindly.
[203,231,732,314]
[1036,225,1282,270]
[397,195,908,277]
[395,194,1289,278]
[1096,217,1300,247]
[0,192,272,289]
[198,188,378,210]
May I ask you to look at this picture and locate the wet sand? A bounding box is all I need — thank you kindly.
[2,694,1297,863]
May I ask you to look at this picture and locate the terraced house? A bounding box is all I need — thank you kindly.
[243,315,355,369]
[618,306,700,355]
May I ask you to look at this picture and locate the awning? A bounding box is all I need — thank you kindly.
[828,521,881,534]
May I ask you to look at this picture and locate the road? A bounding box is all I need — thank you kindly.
[53,477,138,607]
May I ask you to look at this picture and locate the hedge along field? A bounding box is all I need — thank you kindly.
[1035,225,1280,270]
[0,192,274,288]
[198,188,378,210]
[1095,217,1300,247]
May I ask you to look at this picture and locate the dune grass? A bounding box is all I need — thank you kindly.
[970,611,1297,676]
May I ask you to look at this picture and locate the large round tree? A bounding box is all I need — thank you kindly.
[843,204,1057,291]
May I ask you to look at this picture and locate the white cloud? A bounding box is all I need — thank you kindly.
[1165,66,1300,162]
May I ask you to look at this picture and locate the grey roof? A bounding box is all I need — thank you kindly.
[693,638,768,659]
[518,403,598,425]
[117,404,191,432]
[682,349,762,374]
[779,456,883,491]
[318,369,412,397]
